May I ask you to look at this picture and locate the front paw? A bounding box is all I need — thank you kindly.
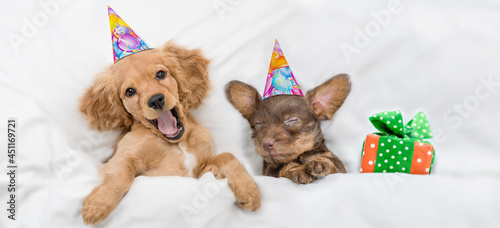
[284,165,314,184]
[82,193,112,225]
[305,158,335,178]
[232,178,261,211]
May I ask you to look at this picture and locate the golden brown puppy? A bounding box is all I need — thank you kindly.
[80,42,260,225]
[226,74,351,184]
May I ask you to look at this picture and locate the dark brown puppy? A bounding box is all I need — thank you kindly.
[226,74,351,184]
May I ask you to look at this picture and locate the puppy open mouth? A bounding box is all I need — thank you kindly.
[148,107,184,140]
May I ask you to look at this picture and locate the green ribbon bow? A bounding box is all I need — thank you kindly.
[369,110,433,140]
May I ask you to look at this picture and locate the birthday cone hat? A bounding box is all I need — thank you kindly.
[108,6,150,63]
[262,40,303,99]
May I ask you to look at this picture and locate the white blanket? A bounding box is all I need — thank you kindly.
[1,0,500,227]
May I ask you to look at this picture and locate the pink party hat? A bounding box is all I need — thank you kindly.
[262,40,303,99]
[108,6,150,63]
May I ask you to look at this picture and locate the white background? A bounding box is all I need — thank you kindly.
[0,0,499,227]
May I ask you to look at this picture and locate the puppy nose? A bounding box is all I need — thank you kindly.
[262,138,276,152]
[148,93,165,110]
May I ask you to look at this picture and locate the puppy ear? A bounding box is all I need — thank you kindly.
[162,42,210,111]
[225,80,262,120]
[79,69,132,131]
[305,74,351,120]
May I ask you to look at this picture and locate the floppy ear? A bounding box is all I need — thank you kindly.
[79,69,132,131]
[225,80,262,120]
[305,74,351,120]
[162,42,210,111]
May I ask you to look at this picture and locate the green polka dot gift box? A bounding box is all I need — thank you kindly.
[360,110,435,174]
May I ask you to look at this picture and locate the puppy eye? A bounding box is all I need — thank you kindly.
[125,88,136,97]
[156,71,167,80]
[253,122,263,129]
[284,118,300,126]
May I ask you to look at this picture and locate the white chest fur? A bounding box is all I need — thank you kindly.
[178,142,197,177]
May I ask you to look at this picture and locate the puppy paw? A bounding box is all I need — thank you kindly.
[235,189,261,211]
[82,194,112,225]
[199,163,223,179]
[285,166,314,184]
[305,158,336,178]
[231,178,261,211]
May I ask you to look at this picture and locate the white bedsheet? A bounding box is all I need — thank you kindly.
[1,0,499,227]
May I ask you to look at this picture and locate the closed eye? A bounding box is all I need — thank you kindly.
[284,117,300,127]
[253,122,263,129]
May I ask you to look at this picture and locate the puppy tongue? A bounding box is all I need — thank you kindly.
[157,110,177,135]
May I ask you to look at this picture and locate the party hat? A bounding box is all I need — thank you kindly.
[108,6,150,63]
[262,40,303,99]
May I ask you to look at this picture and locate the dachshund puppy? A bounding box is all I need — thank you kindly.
[80,42,260,225]
[226,74,351,184]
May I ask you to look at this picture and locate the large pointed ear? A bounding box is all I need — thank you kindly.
[161,42,210,112]
[305,74,351,120]
[79,69,132,131]
[225,80,262,120]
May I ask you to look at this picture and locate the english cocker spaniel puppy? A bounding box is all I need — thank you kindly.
[80,42,260,225]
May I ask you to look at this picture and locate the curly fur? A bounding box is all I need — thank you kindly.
[226,74,351,184]
[79,42,260,225]
[80,42,210,131]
